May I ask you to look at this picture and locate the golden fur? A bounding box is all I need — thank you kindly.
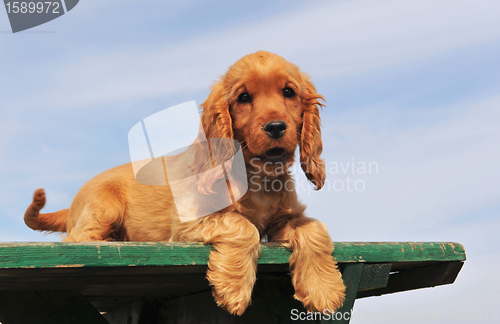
[24,51,345,315]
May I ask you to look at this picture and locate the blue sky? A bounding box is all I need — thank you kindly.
[1,0,499,322]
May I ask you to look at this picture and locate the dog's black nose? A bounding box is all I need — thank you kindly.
[263,121,287,139]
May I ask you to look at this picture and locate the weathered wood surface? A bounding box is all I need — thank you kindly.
[0,242,465,269]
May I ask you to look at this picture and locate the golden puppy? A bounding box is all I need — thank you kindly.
[25,51,345,315]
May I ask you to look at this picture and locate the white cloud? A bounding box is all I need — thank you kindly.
[6,0,500,112]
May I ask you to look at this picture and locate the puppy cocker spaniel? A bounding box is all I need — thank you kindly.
[25,51,346,315]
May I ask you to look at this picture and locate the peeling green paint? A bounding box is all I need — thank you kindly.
[0,242,465,269]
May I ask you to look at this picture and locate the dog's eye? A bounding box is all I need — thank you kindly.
[238,93,251,103]
[283,87,295,98]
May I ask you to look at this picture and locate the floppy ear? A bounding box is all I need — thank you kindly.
[200,81,233,140]
[299,73,326,190]
[191,81,236,194]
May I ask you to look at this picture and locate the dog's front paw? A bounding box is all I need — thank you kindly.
[177,213,260,316]
[293,258,346,312]
[207,265,255,316]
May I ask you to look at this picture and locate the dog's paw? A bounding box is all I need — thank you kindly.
[207,268,254,316]
[181,213,260,316]
[293,259,346,312]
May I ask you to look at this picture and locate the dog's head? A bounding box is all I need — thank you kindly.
[197,51,325,191]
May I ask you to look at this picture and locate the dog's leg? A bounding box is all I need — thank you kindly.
[65,218,116,241]
[64,201,124,242]
[269,216,345,312]
[171,213,260,316]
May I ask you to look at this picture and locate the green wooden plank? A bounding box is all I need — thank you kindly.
[0,242,465,269]
[0,242,212,269]
[331,242,466,263]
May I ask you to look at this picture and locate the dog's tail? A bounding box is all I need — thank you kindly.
[24,189,68,232]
